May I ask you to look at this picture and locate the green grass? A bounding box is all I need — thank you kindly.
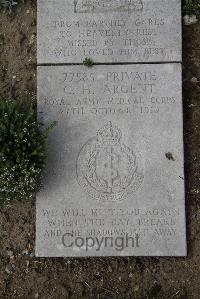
[83,58,94,67]
[183,0,200,14]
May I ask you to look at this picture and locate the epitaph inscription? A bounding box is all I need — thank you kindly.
[37,0,182,63]
[36,64,186,257]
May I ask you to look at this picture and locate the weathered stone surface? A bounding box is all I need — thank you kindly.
[37,0,182,64]
[36,64,186,257]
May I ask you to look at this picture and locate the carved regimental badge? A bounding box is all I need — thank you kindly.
[74,0,143,13]
[76,122,143,202]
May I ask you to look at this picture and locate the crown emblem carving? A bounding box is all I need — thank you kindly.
[97,121,122,146]
[76,122,144,202]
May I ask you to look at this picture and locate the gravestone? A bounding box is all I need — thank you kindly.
[36,0,186,257]
[37,0,182,64]
[36,64,186,257]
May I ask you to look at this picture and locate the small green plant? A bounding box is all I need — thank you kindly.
[0,0,18,12]
[83,57,94,67]
[0,99,55,205]
[183,0,200,14]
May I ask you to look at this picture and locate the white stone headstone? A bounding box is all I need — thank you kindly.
[36,64,186,257]
[37,0,182,64]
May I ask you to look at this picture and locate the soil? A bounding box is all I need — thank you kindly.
[0,1,200,298]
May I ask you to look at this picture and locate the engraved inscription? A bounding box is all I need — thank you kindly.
[76,121,143,202]
[38,0,182,63]
[74,0,143,13]
[43,69,175,118]
[40,206,180,242]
